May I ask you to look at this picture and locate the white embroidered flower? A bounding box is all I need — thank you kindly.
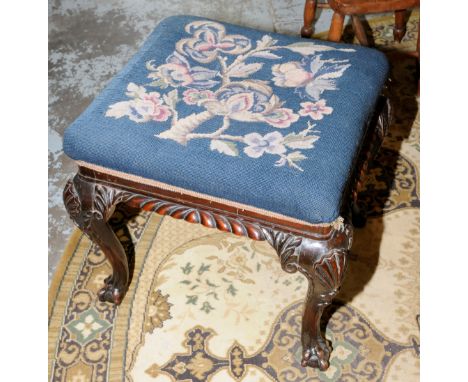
[243,132,286,158]
[271,62,312,87]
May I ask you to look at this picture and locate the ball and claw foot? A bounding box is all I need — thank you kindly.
[301,340,331,371]
[98,276,125,305]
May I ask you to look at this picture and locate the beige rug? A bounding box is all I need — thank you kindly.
[49,11,420,382]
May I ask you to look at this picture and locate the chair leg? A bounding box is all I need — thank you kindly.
[63,174,134,304]
[394,9,407,42]
[328,12,345,42]
[301,0,317,38]
[352,15,370,46]
[263,225,352,370]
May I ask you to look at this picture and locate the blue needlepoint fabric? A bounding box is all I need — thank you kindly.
[63,15,389,224]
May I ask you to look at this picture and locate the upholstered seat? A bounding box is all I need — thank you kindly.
[63,15,388,225]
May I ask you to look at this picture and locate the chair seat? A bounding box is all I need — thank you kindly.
[63,15,388,225]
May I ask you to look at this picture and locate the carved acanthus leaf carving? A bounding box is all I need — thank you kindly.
[63,177,134,232]
[63,179,82,219]
[261,228,302,273]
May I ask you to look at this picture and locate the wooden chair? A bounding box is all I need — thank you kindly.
[301,0,419,47]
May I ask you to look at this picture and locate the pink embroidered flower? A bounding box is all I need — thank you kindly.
[271,62,312,87]
[106,83,172,123]
[261,108,299,128]
[183,89,215,105]
[129,96,172,122]
[243,132,286,158]
[299,100,333,120]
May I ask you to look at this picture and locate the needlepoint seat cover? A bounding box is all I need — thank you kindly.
[63,15,388,225]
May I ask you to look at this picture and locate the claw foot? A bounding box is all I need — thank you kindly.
[98,280,125,305]
[301,340,331,371]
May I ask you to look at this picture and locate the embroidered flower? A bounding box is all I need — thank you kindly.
[243,132,286,158]
[201,82,299,128]
[271,62,311,87]
[106,83,172,123]
[299,100,333,120]
[261,108,299,128]
[147,52,219,89]
[272,55,351,100]
[183,89,215,105]
[176,20,251,63]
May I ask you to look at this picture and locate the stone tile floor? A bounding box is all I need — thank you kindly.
[48,0,358,282]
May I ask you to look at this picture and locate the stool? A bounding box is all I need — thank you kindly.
[62,15,390,370]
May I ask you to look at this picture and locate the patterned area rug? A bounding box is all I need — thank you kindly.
[49,11,420,382]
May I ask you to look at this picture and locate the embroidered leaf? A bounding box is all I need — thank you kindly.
[125,83,147,98]
[229,62,263,78]
[316,64,351,80]
[288,151,307,161]
[240,79,273,96]
[163,89,178,109]
[210,140,239,156]
[285,42,355,55]
[283,133,320,149]
[105,101,132,119]
[275,151,307,171]
[251,50,281,59]
[148,78,168,88]
[256,35,276,49]
[146,60,159,71]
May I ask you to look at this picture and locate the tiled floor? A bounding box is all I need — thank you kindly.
[48,0,356,282]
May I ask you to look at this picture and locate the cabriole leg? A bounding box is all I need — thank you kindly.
[63,174,134,304]
[263,224,352,370]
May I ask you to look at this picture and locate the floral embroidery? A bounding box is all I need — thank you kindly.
[106,83,172,122]
[147,52,219,89]
[272,56,351,101]
[182,89,215,105]
[299,100,333,120]
[176,20,251,63]
[106,20,355,171]
[244,132,286,158]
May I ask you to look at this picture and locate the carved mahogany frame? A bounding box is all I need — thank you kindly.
[63,95,390,370]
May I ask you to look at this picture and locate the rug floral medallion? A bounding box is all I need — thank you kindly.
[49,11,419,382]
